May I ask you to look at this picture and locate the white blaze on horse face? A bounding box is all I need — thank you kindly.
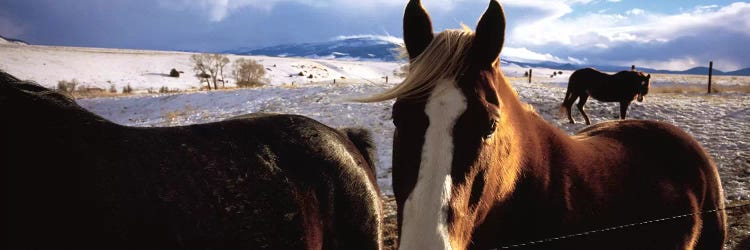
[400,79,467,250]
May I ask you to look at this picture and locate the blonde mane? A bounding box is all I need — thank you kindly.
[358,27,474,102]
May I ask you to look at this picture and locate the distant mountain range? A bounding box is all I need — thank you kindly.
[224,35,750,76]
[224,35,403,61]
[0,34,29,45]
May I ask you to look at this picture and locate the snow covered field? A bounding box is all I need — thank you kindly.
[1,43,747,200]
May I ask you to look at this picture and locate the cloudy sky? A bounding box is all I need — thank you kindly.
[1,0,748,70]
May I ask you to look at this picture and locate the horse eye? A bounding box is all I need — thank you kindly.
[484,120,497,139]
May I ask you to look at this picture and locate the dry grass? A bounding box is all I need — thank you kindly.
[161,105,195,126]
[651,74,750,86]
[68,86,215,99]
[72,87,124,99]
[381,196,399,250]
[650,84,750,94]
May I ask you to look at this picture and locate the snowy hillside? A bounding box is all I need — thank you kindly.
[0,43,404,91]
[0,35,28,45]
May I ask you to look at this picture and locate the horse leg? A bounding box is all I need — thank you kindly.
[565,95,578,124]
[561,88,577,124]
[619,101,631,120]
[576,95,591,125]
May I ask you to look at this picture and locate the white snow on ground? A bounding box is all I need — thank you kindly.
[0,43,404,91]
[2,44,748,200]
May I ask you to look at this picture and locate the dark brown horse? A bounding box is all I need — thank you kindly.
[1,71,383,249]
[561,67,651,125]
[363,0,725,249]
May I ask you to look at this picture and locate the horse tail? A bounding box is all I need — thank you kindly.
[340,127,377,174]
[559,77,575,117]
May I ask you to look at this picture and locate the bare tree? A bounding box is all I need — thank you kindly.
[190,53,230,90]
[232,58,267,88]
[216,55,230,88]
[191,54,212,90]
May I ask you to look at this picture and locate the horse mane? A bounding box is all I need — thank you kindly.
[358,26,474,102]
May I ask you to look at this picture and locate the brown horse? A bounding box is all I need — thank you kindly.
[362,0,725,249]
[561,67,651,125]
[1,70,383,249]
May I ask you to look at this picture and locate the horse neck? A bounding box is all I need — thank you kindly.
[494,70,536,145]
[486,71,545,198]
[494,69,575,179]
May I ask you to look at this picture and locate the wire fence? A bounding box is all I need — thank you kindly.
[497,203,750,249]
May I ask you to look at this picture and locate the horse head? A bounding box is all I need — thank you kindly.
[637,72,651,102]
[378,0,514,249]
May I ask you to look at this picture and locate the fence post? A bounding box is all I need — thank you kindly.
[528,69,533,83]
[333,78,336,85]
[708,61,713,94]
[385,76,389,84]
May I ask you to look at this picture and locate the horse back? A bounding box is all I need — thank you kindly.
[1,76,382,249]
[568,68,640,102]
[567,68,608,93]
[558,120,724,212]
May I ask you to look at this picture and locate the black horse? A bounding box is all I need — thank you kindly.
[561,67,651,125]
[0,71,383,250]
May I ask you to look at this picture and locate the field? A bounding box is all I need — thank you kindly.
[2,43,748,249]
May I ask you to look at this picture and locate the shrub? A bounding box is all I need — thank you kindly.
[109,84,117,93]
[122,84,133,94]
[159,86,170,93]
[57,79,79,93]
[170,68,180,77]
[233,58,267,88]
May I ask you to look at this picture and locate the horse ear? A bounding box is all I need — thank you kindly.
[646,74,651,79]
[404,0,434,60]
[471,0,506,66]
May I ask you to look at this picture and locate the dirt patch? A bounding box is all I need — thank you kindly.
[382,195,399,250]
